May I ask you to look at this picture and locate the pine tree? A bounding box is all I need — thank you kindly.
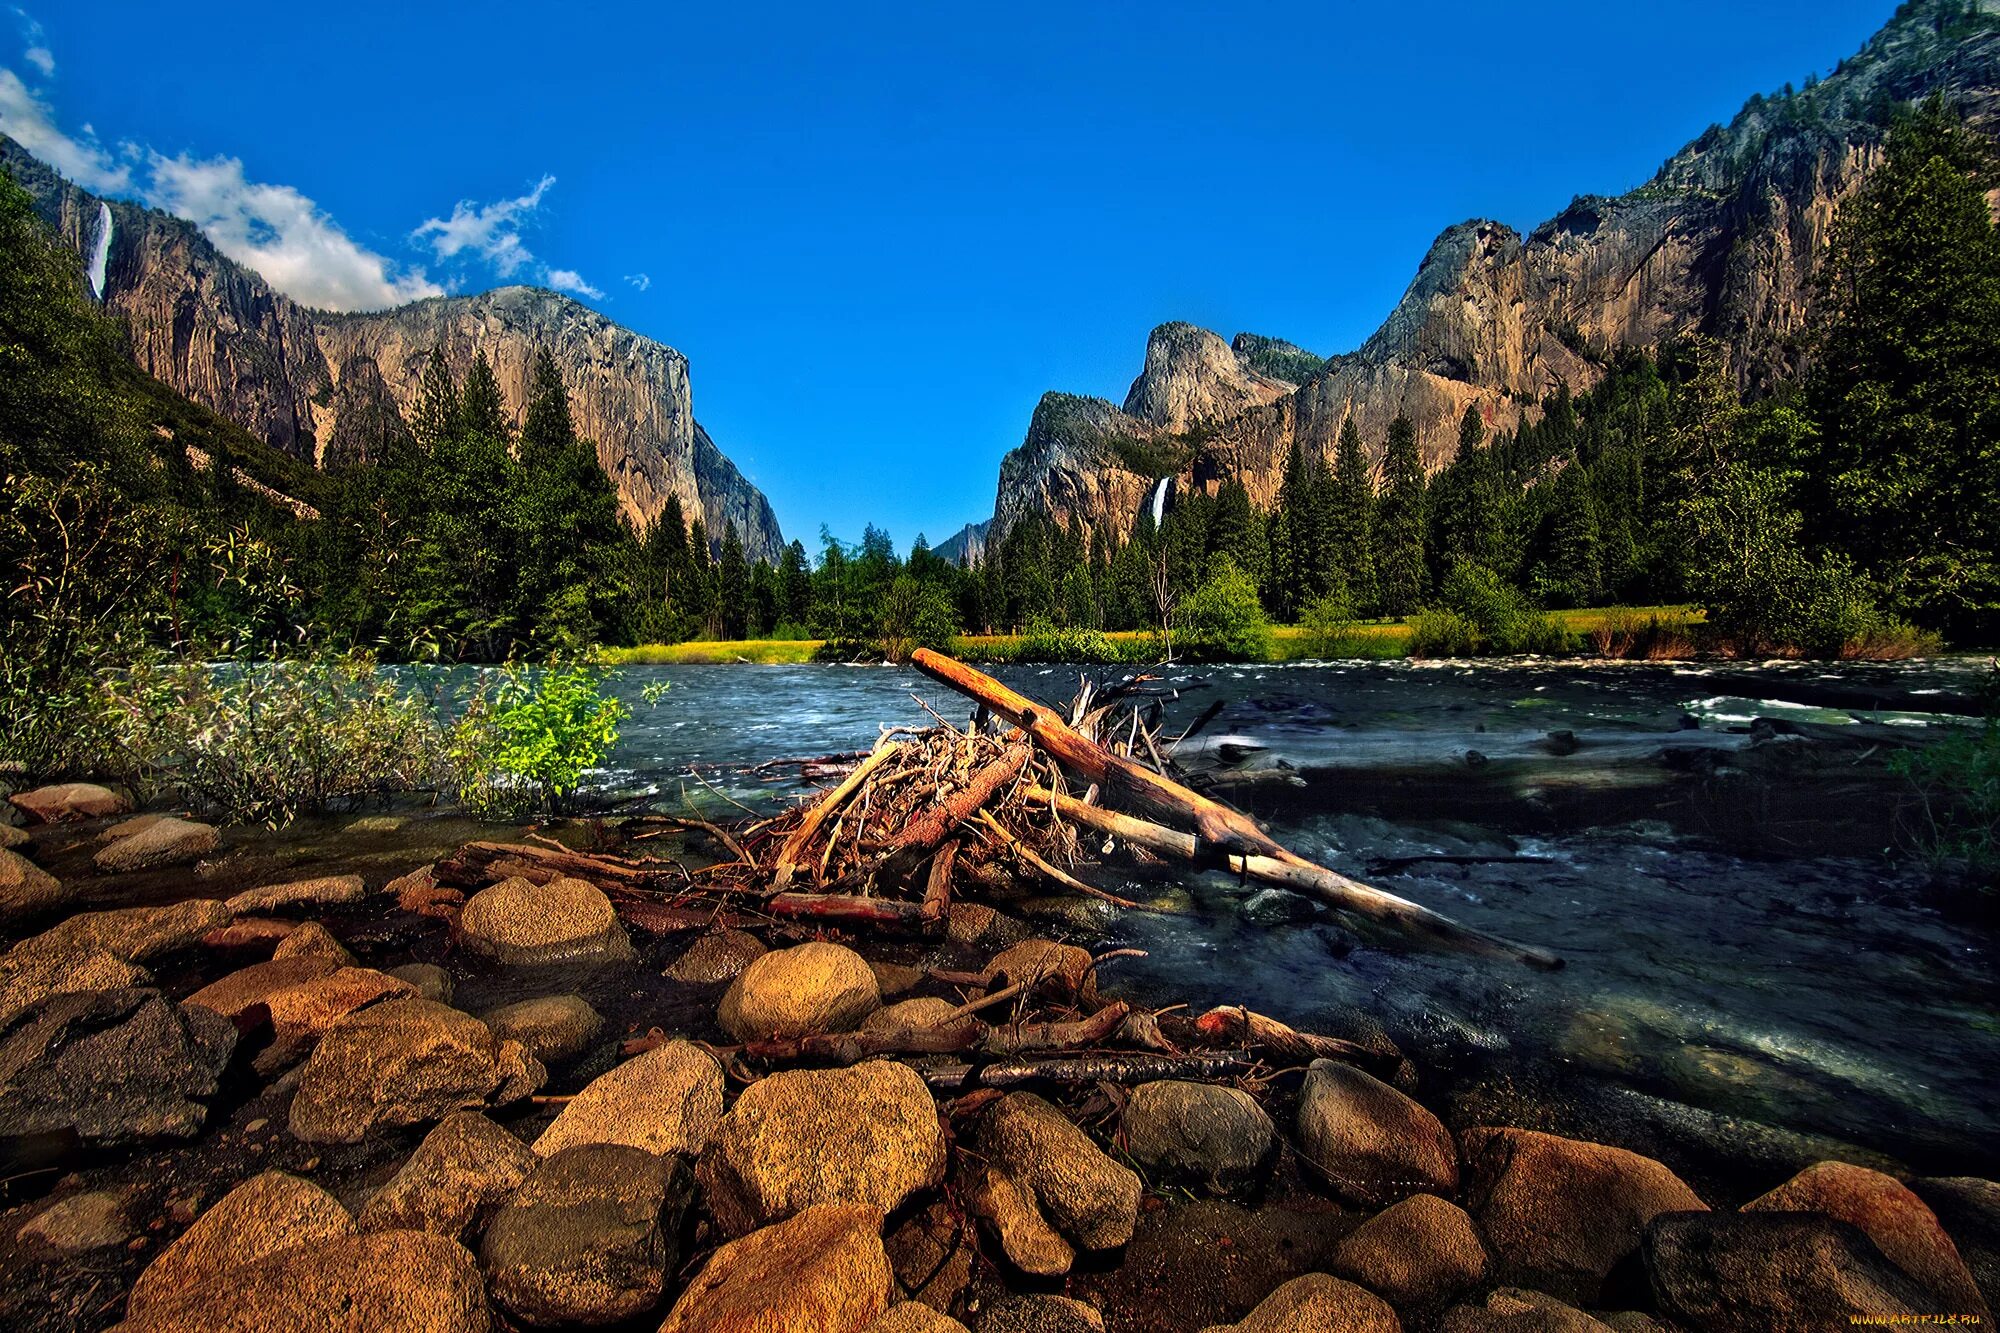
[1329,417,1377,613]
[410,348,460,454]
[717,522,749,638]
[511,347,634,645]
[778,539,812,629]
[1374,416,1427,616]
[1430,403,1502,579]
[1534,457,1604,608]
[459,353,510,443]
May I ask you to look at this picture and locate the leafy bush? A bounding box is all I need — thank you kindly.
[105,653,452,826]
[1892,669,2000,890]
[1175,559,1272,661]
[875,575,959,664]
[451,657,629,816]
[1588,609,1699,660]
[810,637,887,663]
[1432,560,1573,655]
[1299,591,1356,659]
[1407,608,1479,658]
[1014,619,1134,664]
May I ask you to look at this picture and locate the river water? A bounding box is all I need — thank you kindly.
[590,657,1998,1179]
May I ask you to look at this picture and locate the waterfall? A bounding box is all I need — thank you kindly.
[86,201,112,299]
[1148,475,1171,528]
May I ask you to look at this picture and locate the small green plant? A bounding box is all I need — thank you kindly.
[1013,619,1138,664]
[1175,559,1273,662]
[452,656,629,816]
[1892,665,2000,890]
[1407,608,1479,658]
[1299,591,1356,659]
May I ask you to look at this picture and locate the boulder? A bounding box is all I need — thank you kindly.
[1461,1127,1706,1304]
[119,1228,490,1333]
[0,945,146,1029]
[533,1039,724,1158]
[665,926,767,983]
[16,1190,131,1254]
[128,1171,355,1319]
[0,846,70,924]
[1195,1274,1400,1333]
[93,815,218,872]
[481,993,603,1064]
[981,1091,1140,1252]
[861,996,978,1038]
[1438,1288,1616,1333]
[481,1143,692,1326]
[699,1059,947,1235]
[289,997,544,1144]
[186,960,416,1073]
[1296,1059,1456,1208]
[1745,1161,1989,1321]
[967,1163,1073,1276]
[983,939,1097,1001]
[389,962,455,1003]
[272,919,356,964]
[718,940,881,1042]
[866,1305,972,1333]
[12,898,230,965]
[358,1111,537,1238]
[657,1202,894,1333]
[945,900,1024,950]
[185,956,339,1016]
[1332,1194,1490,1309]
[1911,1177,2000,1317]
[458,874,635,965]
[1644,1210,1949,1333]
[225,873,365,915]
[0,823,27,849]
[8,782,128,823]
[1122,1079,1276,1193]
[0,988,234,1143]
[982,1294,1105,1333]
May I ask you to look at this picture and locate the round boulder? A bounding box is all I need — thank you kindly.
[1122,1080,1276,1193]
[1332,1193,1490,1309]
[665,927,767,983]
[93,816,218,873]
[481,994,604,1064]
[1196,1274,1399,1333]
[658,1203,893,1333]
[458,875,636,966]
[358,1111,537,1238]
[1296,1059,1456,1208]
[717,940,880,1042]
[129,1171,355,1320]
[534,1038,724,1158]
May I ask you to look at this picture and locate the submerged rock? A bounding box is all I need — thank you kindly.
[533,1038,724,1158]
[1295,1059,1457,1208]
[656,1202,893,1333]
[289,997,544,1144]
[1195,1273,1400,1333]
[458,874,635,966]
[0,987,234,1143]
[93,815,218,873]
[699,1059,947,1235]
[481,1143,692,1326]
[0,846,69,924]
[1332,1194,1490,1310]
[358,1111,537,1239]
[389,961,455,1003]
[665,926,766,983]
[1122,1079,1275,1194]
[981,1091,1140,1253]
[8,782,128,823]
[718,940,881,1042]
[480,993,603,1064]
[225,873,365,915]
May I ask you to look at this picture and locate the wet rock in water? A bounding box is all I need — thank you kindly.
[270,919,357,965]
[1195,1273,1400,1333]
[389,961,455,1004]
[1122,1079,1276,1194]
[885,1198,975,1313]
[0,987,234,1143]
[968,1162,1074,1275]
[983,1293,1106,1333]
[699,1059,947,1236]
[1744,1160,1990,1321]
[1295,1059,1457,1208]
[657,1202,893,1333]
[865,1304,972,1333]
[15,898,231,965]
[481,993,604,1064]
[665,926,767,983]
[868,959,927,997]
[1437,1287,1615,1332]
[128,1170,355,1319]
[289,996,544,1144]
[0,846,71,924]
[1910,1177,2000,1316]
[93,815,218,873]
[983,939,1098,1002]
[1461,1126,1706,1305]
[861,995,978,1038]
[481,1143,692,1325]
[533,1038,724,1158]
[358,1110,537,1238]
[718,940,881,1042]
[1331,1193,1490,1310]
[0,823,27,850]
[1643,1210,1949,1332]
[225,873,366,915]
[16,1189,131,1254]
[121,1228,490,1333]
[1020,895,1121,933]
[1240,888,1317,926]
[8,781,128,823]
[458,874,636,966]
[946,900,1026,950]
[981,1091,1141,1253]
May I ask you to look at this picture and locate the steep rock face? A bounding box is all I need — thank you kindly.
[1,138,783,561]
[978,0,2000,552]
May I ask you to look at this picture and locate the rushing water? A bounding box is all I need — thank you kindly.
[592,657,1998,1175]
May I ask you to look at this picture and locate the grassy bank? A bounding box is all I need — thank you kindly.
[605,606,1712,666]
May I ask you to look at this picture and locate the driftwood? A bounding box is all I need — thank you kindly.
[772,741,904,889]
[739,1002,1131,1067]
[923,1049,1253,1089]
[1192,1005,1380,1067]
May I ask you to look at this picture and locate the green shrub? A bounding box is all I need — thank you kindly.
[875,576,959,663]
[1015,619,1130,664]
[451,657,628,816]
[1175,559,1272,661]
[810,637,886,663]
[1299,591,1357,659]
[1892,670,2000,890]
[1438,559,1573,655]
[1407,608,1479,658]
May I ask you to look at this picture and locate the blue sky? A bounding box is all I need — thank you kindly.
[5,1,1893,550]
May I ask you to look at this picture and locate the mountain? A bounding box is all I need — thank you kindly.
[975,0,2000,554]
[0,136,784,562]
[934,519,990,567]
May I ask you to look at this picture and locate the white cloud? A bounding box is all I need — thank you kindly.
[144,151,442,311]
[11,7,49,75]
[413,175,553,275]
[0,67,128,191]
[544,267,603,300]
[623,272,651,291]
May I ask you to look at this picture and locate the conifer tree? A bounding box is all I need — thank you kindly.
[779,539,812,629]
[410,348,460,454]
[1329,417,1378,614]
[1374,415,1428,616]
[718,523,749,639]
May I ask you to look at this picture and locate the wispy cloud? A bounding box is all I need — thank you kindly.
[11,8,50,76]
[624,272,651,292]
[413,175,553,275]
[0,67,128,191]
[545,267,604,300]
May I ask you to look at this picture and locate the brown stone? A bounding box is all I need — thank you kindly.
[9,782,128,823]
[656,1203,894,1333]
[225,873,365,915]
[981,1091,1140,1252]
[459,874,635,965]
[128,1171,354,1320]
[718,940,880,1042]
[665,926,766,983]
[1295,1059,1456,1208]
[358,1111,537,1238]
[93,815,218,872]
[1195,1273,1401,1333]
[1331,1193,1489,1309]
[0,846,69,923]
[534,1038,724,1158]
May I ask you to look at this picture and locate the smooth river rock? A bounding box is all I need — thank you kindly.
[1295,1059,1457,1208]
[0,846,70,924]
[1196,1273,1401,1333]
[664,926,766,983]
[718,940,881,1042]
[458,874,635,965]
[480,993,603,1064]
[358,1111,537,1238]
[93,815,218,872]
[533,1038,724,1158]
[128,1171,354,1320]
[657,1202,894,1333]
[225,873,365,915]
[8,782,128,823]
[981,1091,1140,1253]
[1332,1193,1491,1309]
[1122,1079,1276,1194]
[1439,1287,1617,1333]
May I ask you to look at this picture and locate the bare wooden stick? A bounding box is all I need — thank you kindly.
[973,810,1152,912]
[919,838,958,933]
[1191,1005,1379,1066]
[772,740,905,889]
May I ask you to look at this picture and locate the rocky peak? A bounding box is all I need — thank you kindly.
[1121,322,1292,431]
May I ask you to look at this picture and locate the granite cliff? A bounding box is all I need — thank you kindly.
[974,0,2000,554]
[0,139,783,562]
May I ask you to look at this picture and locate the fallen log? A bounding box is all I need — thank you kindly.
[923,1049,1253,1089]
[1192,1005,1380,1067]
[919,839,958,933]
[738,1001,1130,1066]
[763,891,933,929]
[437,841,684,891]
[771,740,905,890]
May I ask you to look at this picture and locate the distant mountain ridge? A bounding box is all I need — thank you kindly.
[967,0,2000,556]
[0,136,784,562]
